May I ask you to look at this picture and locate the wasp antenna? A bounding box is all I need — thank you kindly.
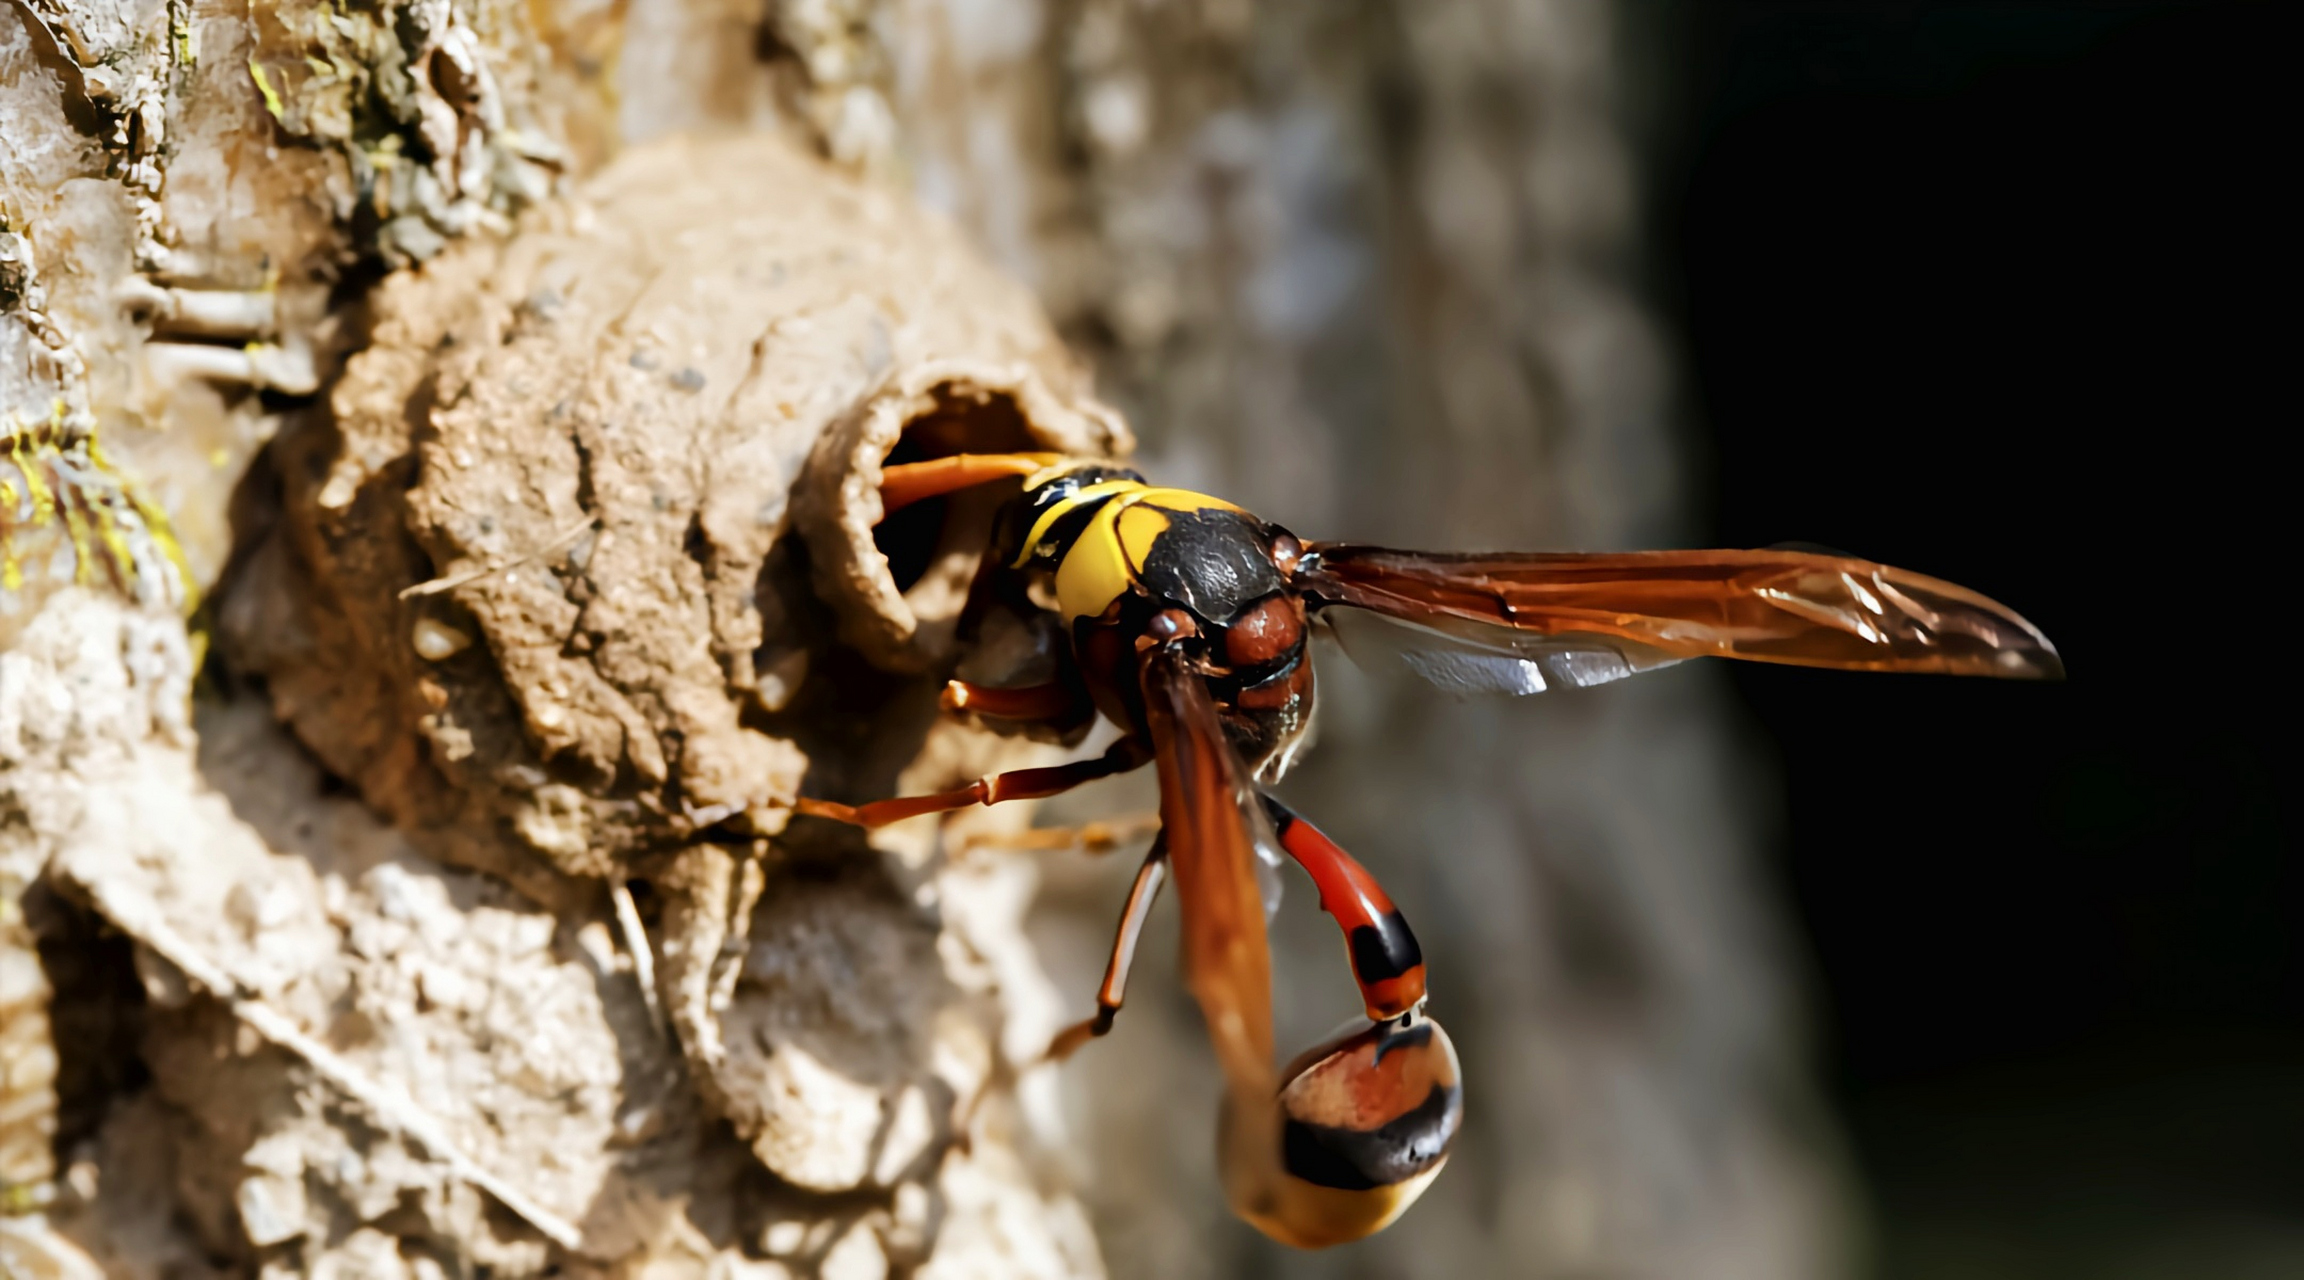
[879,452,1067,517]
[791,383,1124,673]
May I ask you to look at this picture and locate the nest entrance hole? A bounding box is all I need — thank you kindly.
[873,389,1042,594]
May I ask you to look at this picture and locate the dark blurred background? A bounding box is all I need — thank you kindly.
[1644,3,2296,1274]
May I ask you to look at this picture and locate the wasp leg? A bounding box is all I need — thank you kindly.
[880,452,1064,516]
[793,737,1152,829]
[1044,833,1170,1061]
[948,561,1097,735]
[1259,794,1429,1022]
[940,678,1086,722]
[960,811,1162,855]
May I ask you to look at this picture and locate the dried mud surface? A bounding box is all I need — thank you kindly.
[5,129,1128,1279]
[228,132,1126,891]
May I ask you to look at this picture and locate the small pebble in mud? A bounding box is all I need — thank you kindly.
[754,647,809,713]
[761,1220,808,1257]
[411,617,472,661]
[613,1100,665,1145]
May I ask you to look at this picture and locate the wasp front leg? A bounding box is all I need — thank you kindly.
[940,674,1090,723]
[1259,795,1429,1023]
[940,543,1107,752]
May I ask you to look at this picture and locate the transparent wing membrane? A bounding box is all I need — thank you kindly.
[1319,606,1684,696]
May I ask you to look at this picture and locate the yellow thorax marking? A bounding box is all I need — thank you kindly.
[1048,486,1245,622]
[1013,479,1143,568]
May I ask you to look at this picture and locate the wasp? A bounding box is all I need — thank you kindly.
[795,451,2060,1248]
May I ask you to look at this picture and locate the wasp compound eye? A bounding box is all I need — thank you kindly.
[1231,1013,1464,1249]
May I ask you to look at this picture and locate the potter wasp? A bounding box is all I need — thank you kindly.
[797,452,2060,1247]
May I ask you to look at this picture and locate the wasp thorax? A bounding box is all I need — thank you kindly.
[1233,1013,1464,1249]
[1221,594,1306,669]
[1011,462,1146,566]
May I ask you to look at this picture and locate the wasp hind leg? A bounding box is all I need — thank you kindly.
[1043,833,1170,1062]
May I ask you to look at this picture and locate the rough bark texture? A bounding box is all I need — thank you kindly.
[2,1,1851,1278]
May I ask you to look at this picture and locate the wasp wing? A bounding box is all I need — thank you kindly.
[1317,604,1685,695]
[1140,641,1279,1105]
[1299,544,2062,682]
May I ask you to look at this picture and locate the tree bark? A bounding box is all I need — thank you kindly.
[2,2,1851,1277]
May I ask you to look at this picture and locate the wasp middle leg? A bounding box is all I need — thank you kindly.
[793,737,1152,829]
